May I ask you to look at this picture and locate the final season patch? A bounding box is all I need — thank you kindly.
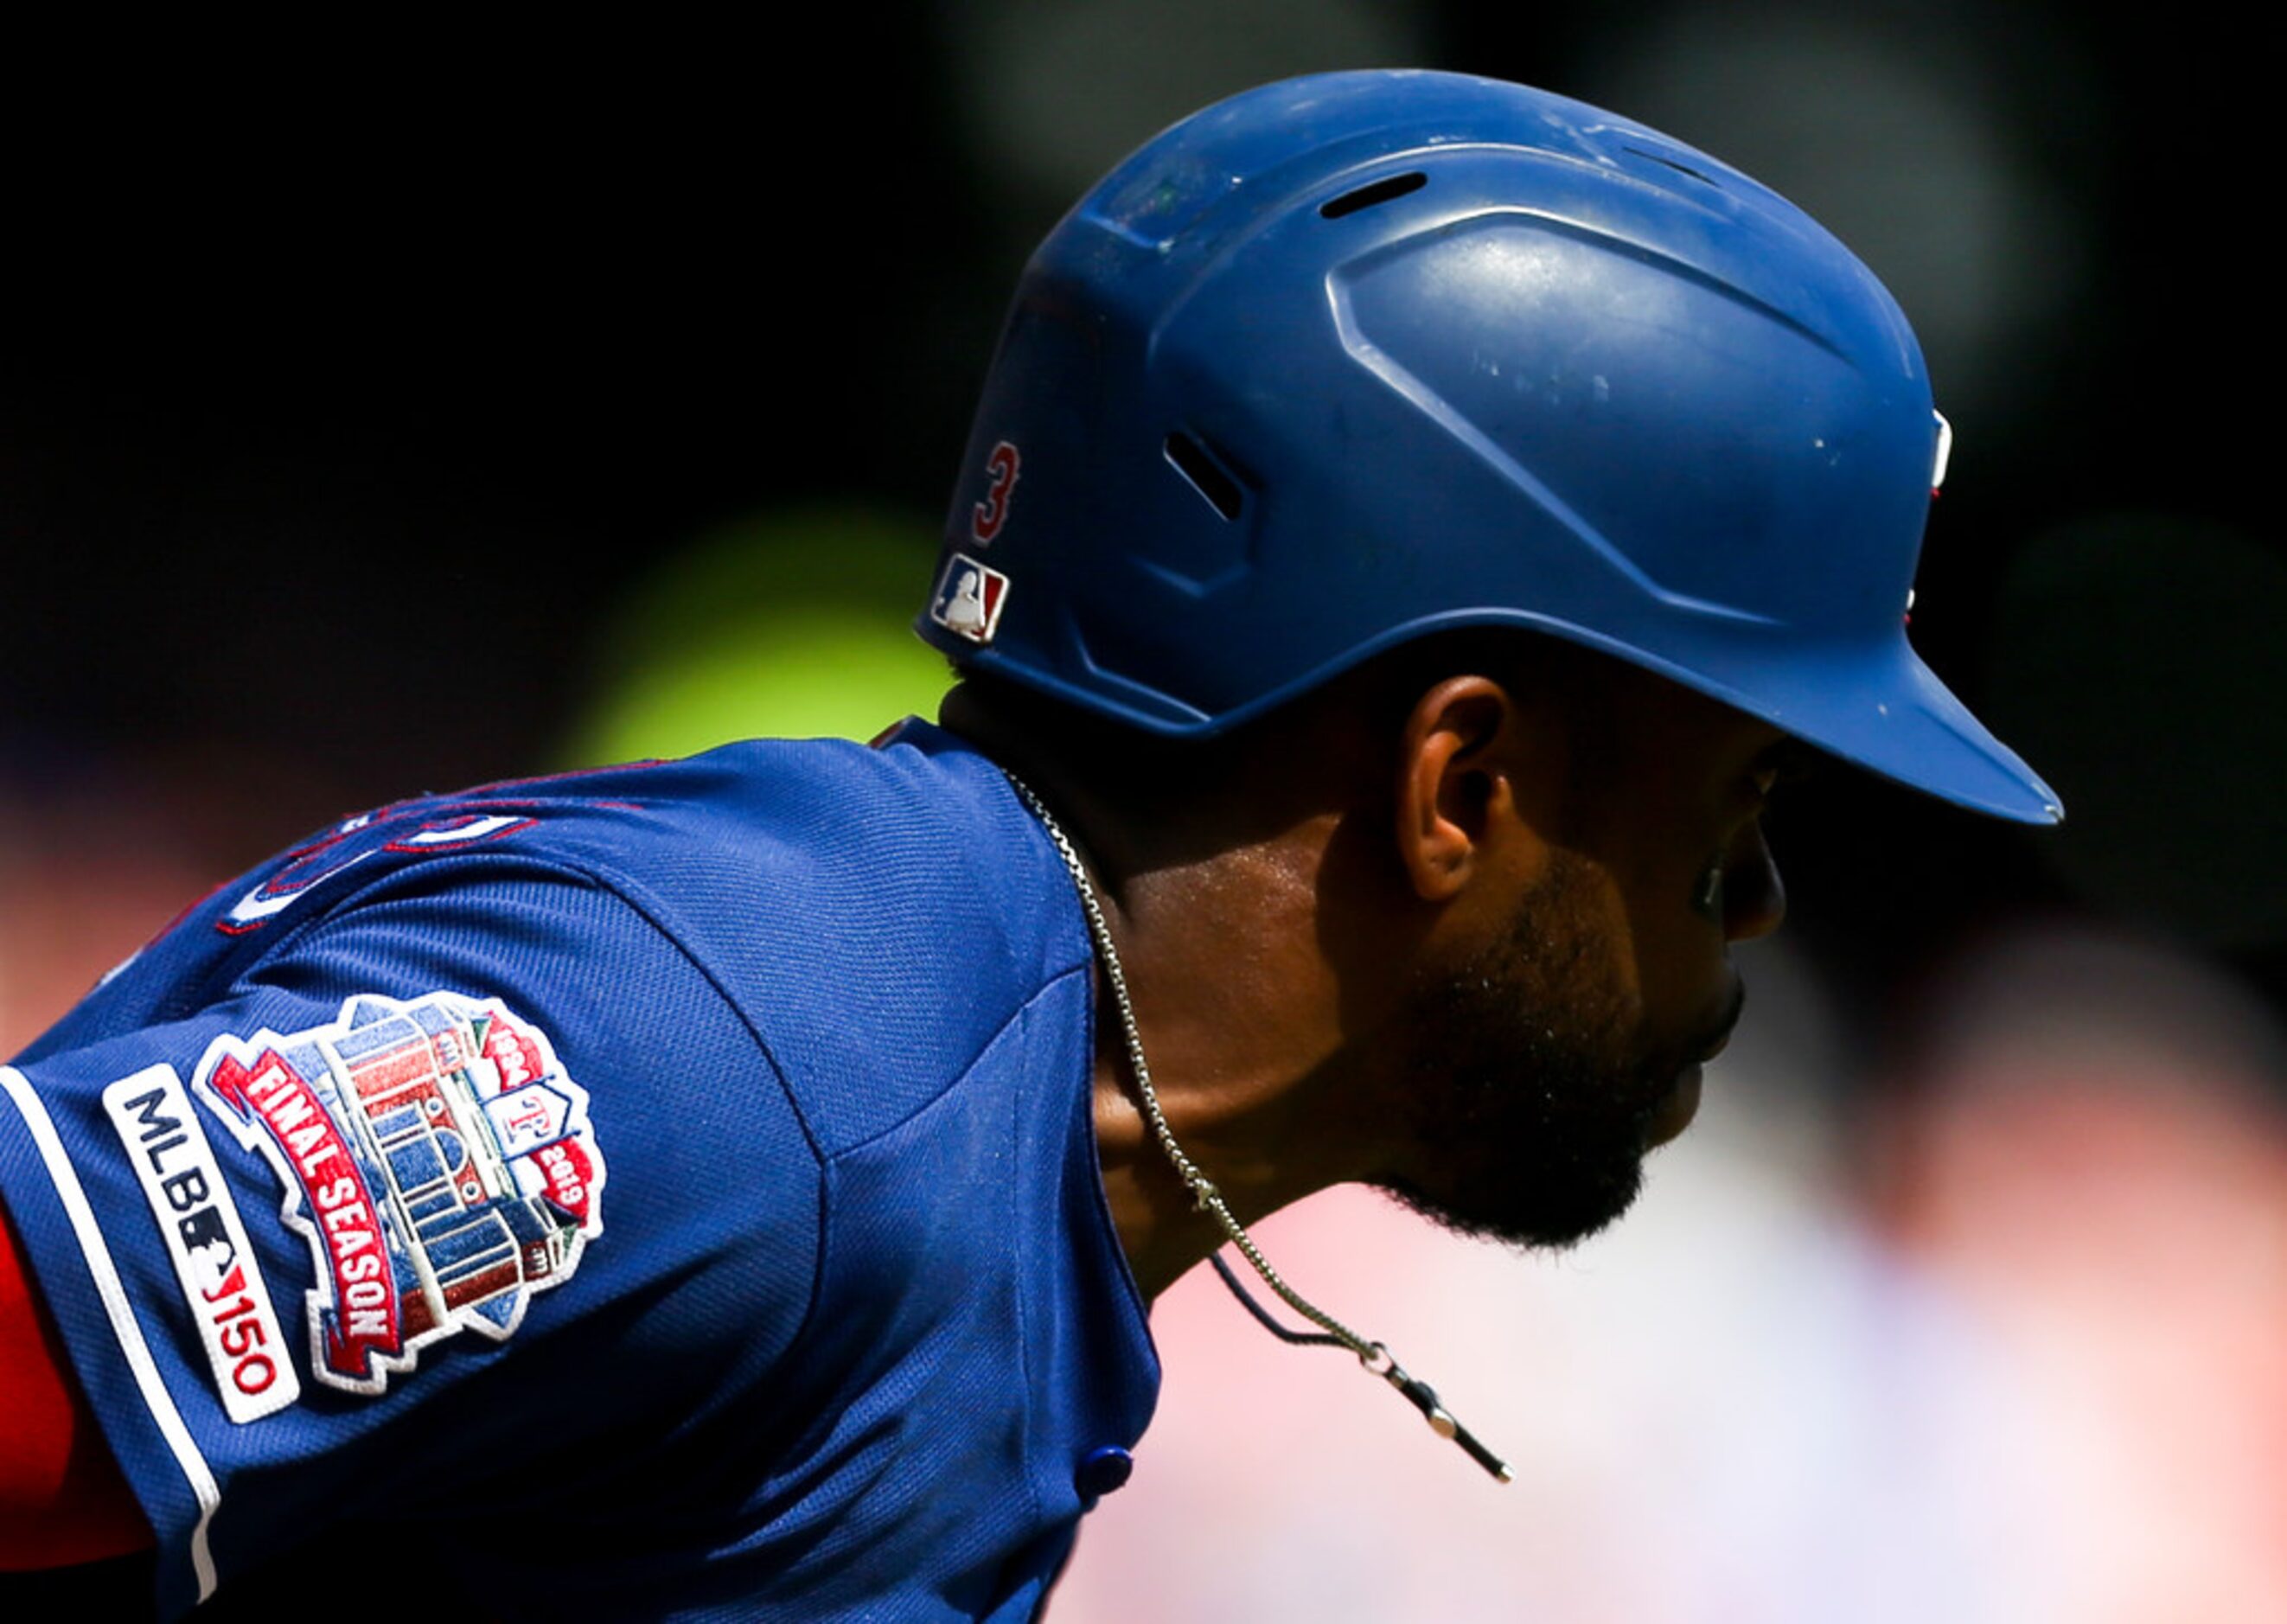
[191,992,606,1397]
[929,552,1010,645]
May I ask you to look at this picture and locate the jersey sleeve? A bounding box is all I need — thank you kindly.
[0,860,824,1620]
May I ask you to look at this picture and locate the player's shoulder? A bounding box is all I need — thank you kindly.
[22,723,1088,1152]
[218,719,1095,1155]
[493,719,1074,956]
[324,719,1052,924]
[54,726,1040,980]
[630,720,1095,1154]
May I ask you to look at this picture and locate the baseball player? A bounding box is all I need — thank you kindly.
[0,71,2057,1620]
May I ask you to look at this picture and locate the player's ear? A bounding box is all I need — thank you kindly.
[1393,676,1519,902]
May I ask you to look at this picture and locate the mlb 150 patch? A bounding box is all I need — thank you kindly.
[105,1064,300,1423]
[189,992,607,1397]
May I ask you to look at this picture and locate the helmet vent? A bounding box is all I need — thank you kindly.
[1620,145,1719,188]
[1164,432,1247,521]
[1318,170,1428,220]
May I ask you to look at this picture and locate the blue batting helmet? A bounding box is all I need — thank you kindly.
[917,69,2060,824]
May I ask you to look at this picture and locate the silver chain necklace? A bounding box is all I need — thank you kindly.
[1006,770,1511,1483]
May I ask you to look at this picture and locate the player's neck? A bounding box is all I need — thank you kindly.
[939,687,1393,1297]
[1077,822,1371,1300]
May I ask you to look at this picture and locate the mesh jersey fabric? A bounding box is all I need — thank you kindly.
[0,720,1159,1621]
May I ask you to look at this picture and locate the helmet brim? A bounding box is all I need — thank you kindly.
[1650,631,2063,827]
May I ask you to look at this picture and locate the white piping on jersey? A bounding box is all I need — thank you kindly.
[1,1065,222,1602]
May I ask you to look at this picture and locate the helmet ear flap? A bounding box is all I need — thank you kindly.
[920,69,2059,824]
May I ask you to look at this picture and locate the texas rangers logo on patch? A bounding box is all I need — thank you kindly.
[191,992,606,1397]
[929,553,1010,645]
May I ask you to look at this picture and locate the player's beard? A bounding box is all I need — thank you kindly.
[1375,848,1722,1250]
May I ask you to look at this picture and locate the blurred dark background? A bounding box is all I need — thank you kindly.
[2,3,2277,1040]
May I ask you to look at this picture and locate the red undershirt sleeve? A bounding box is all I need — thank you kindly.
[0,1190,152,1570]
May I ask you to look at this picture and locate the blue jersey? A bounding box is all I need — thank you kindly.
[0,721,1159,1621]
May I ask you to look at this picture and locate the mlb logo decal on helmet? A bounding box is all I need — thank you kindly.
[930,553,1012,645]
